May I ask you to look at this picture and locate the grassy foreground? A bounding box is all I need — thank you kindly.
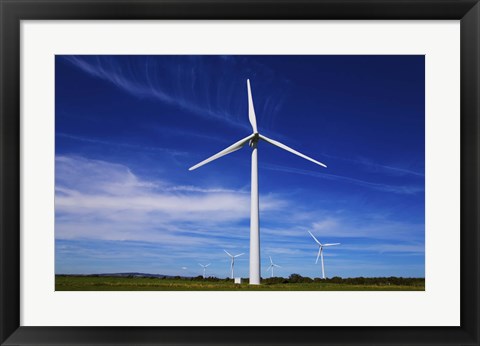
[56,276,425,291]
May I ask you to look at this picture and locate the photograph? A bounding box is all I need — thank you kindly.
[54,55,425,291]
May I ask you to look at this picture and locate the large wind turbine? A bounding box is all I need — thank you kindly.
[224,250,244,279]
[198,263,210,279]
[266,256,281,278]
[308,231,340,279]
[189,79,327,284]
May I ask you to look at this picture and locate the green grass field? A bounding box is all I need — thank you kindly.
[56,276,425,291]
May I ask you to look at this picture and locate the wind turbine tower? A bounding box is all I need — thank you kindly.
[266,256,281,278]
[198,263,210,279]
[308,231,340,279]
[224,250,244,279]
[189,80,327,284]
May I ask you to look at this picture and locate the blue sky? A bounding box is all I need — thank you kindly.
[55,55,425,278]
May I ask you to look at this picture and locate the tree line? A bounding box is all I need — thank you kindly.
[152,274,425,286]
[57,274,424,286]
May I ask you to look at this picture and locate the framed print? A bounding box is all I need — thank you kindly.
[1,0,479,345]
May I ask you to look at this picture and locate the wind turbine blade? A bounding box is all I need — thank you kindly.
[234,253,245,258]
[269,256,273,264]
[224,249,233,257]
[323,243,341,247]
[274,264,281,268]
[198,263,204,267]
[315,248,321,264]
[206,264,211,267]
[308,231,322,245]
[259,134,327,168]
[247,79,258,133]
[189,134,254,171]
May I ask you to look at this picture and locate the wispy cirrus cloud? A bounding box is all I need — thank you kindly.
[262,163,424,195]
[57,132,187,157]
[354,157,424,177]
[321,153,424,178]
[61,55,290,131]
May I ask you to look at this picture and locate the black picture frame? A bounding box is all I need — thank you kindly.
[1,0,479,345]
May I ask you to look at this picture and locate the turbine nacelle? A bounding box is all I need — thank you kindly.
[249,133,260,148]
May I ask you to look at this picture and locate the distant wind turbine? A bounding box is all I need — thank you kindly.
[198,263,210,279]
[224,250,244,279]
[189,79,327,285]
[266,256,281,278]
[308,231,340,279]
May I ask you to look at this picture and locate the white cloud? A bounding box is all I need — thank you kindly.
[310,216,424,242]
[312,218,338,231]
[55,155,285,242]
